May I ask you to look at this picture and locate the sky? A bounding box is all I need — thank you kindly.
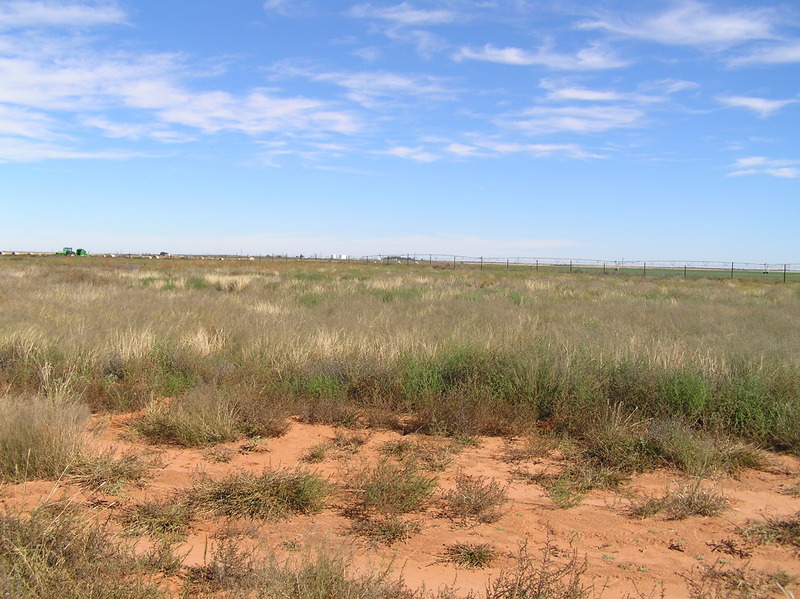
[0,0,798,261]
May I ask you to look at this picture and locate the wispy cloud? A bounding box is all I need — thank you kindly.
[348,3,458,26]
[718,95,797,118]
[0,136,138,162]
[500,105,643,135]
[445,140,600,160]
[273,62,455,108]
[0,7,362,161]
[453,42,629,71]
[381,145,439,162]
[580,1,776,48]
[347,3,455,57]
[728,41,800,66]
[539,79,665,104]
[0,1,126,30]
[727,156,800,178]
[263,0,314,17]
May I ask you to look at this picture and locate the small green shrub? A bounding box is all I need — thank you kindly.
[484,540,592,599]
[350,517,422,545]
[187,541,413,598]
[442,473,508,523]
[133,385,290,447]
[185,275,208,290]
[443,543,497,569]
[186,469,330,520]
[0,395,89,481]
[0,506,163,598]
[68,449,152,493]
[353,461,437,516]
[741,512,800,548]
[629,482,730,520]
[119,500,193,538]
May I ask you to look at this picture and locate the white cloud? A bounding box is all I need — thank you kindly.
[718,95,797,118]
[0,27,362,161]
[475,141,600,159]
[728,41,800,66]
[727,156,800,178]
[0,1,126,30]
[580,1,776,48]
[501,105,643,135]
[0,136,137,162]
[0,104,56,138]
[348,3,458,26]
[382,145,439,162]
[263,0,315,18]
[453,42,629,71]
[274,63,455,108]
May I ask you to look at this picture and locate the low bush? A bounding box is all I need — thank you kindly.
[0,395,89,481]
[442,473,508,523]
[353,461,437,516]
[741,512,800,548]
[0,506,163,598]
[185,468,330,520]
[629,482,730,520]
[133,385,290,447]
[443,543,497,569]
[68,449,153,493]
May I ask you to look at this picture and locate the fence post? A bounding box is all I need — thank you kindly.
[603,262,606,274]
[684,264,687,278]
[785,264,788,283]
[536,259,539,272]
[730,262,734,279]
[569,260,572,273]
[643,262,646,277]
[480,256,483,271]
[506,259,509,270]
[453,256,456,269]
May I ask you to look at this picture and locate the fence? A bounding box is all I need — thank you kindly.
[353,255,800,282]
[4,251,798,282]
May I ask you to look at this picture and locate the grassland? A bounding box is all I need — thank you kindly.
[1,254,799,597]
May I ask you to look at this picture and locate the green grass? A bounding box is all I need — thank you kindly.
[352,461,438,516]
[119,500,193,538]
[68,449,153,493]
[443,543,497,569]
[132,385,291,447]
[442,473,508,523]
[0,395,89,481]
[185,468,330,520]
[349,516,422,545]
[741,512,800,548]
[629,482,731,520]
[0,506,164,598]
[2,259,799,475]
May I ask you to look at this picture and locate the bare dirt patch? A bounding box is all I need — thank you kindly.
[2,415,799,598]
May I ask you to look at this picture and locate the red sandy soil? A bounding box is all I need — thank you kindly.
[3,413,799,598]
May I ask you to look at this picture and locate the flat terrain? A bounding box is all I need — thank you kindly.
[1,256,799,597]
[4,414,799,598]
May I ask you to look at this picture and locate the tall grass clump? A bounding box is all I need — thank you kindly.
[0,506,163,598]
[353,461,437,516]
[188,542,412,598]
[0,395,89,481]
[133,384,291,446]
[185,469,330,520]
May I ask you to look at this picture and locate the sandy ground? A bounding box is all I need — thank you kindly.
[3,413,799,598]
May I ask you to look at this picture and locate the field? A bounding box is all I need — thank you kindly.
[1,255,799,598]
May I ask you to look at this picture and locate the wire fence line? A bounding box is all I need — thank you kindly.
[4,250,798,281]
[286,254,800,282]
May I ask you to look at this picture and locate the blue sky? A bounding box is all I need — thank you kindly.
[0,0,798,261]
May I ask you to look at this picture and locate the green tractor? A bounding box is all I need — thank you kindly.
[55,247,88,256]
